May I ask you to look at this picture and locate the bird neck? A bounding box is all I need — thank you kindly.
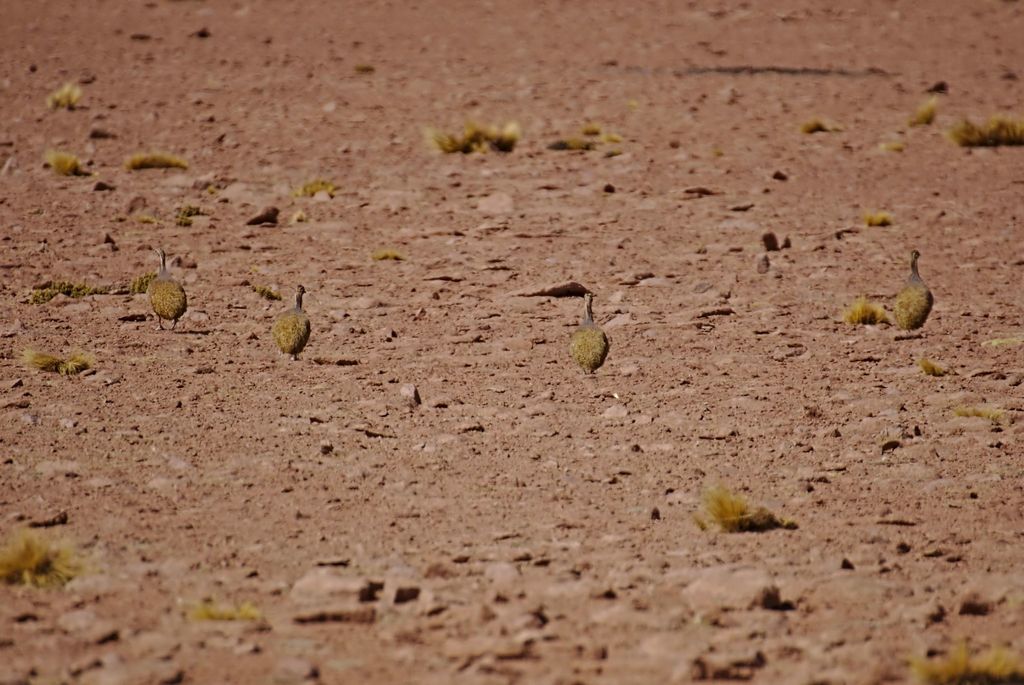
[158,252,169,277]
[910,254,921,280]
[582,297,594,325]
[294,291,304,311]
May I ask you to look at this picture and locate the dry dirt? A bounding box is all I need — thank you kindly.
[2,1,1024,684]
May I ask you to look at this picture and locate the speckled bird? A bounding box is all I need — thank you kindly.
[893,250,933,330]
[148,248,188,330]
[272,285,311,360]
[569,292,609,374]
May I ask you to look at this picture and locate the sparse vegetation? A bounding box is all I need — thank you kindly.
[843,296,889,325]
[426,121,521,154]
[0,529,82,587]
[695,485,797,533]
[953,405,1005,423]
[911,643,1024,684]
[130,272,157,294]
[124,152,189,170]
[293,179,336,197]
[46,83,82,110]
[189,600,262,621]
[22,349,93,376]
[176,205,203,227]
[371,248,405,261]
[864,211,893,227]
[909,97,938,127]
[918,358,948,376]
[948,116,1024,147]
[135,214,159,224]
[879,140,906,152]
[982,337,1024,347]
[252,284,282,300]
[30,280,108,304]
[581,122,602,136]
[44,150,88,176]
[801,118,841,134]
[548,138,596,151]
[290,209,308,224]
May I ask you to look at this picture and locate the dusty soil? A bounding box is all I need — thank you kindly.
[2,1,1024,683]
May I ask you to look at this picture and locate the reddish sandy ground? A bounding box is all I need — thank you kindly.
[2,1,1024,683]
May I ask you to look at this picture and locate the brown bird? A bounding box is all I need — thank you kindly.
[893,250,933,331]
[569,292,610,374]
[148,248,188,330]
[272,285,311,360]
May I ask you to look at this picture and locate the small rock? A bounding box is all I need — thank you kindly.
[958,592,992,616]
[692,649,766,680]
[603,404,629,419]
[246,206,279,226]
[761,232,780,251]
[477,192,514,215]
[484,561,520,586]
[400,384,421,408]
[651,507,661,521]
[126,196,147,214]
[59,418,78,429]
[312,190,332,202]
[603,183,615,193]
[9,378,23,389]
[393,586,421,604]
[89,127,117,139]
[273,657,319,684]
[319,440,334,455]
[21,413,39,426]
[755,253,770,274]
[379,327,397,341]
[771,170,788,181]
[840,558,855,570]
[290,569,383,603]
[93,181,115,192]
[192,27,211,38]
[457,421,484,433]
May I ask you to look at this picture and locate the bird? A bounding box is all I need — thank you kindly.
[893,249,933,330]
[148,248,188,330]
[569,292,610,374]
[272,285,311,360]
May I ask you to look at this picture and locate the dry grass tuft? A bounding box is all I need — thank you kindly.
[46,83,82,110]
[252,284,282,301]
[0,529,82,587]
[134,214,159,224]
[864,211,893,227]
[909,97,938,127]
[189,600,262,622]
[801,118,841,134]
[130,272,157,294]
[918,358,948,377]
[948,116,1024,147]
[22,349,93,376]
[30,280,108,304]
[371,248,405,261]
[293,179,336,197]
[45,150,89,176]
[175,205,203,227]
[125,152,188,170]
[843,296,889,325]
[879,140,906,152]
[581,122,602,136]
[696,485,797,533]
[290,209,308,224]
[953,405,1005,423]
[426,121,521,154]
[911,643,1024,684]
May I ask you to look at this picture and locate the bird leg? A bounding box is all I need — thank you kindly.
[290,354,298,361]
[156,317,165,331]
[171,318,178,331]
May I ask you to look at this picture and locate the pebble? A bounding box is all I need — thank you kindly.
[291,568,383,603]
[756,253,770,273]
[273,657,319,684]
[484,561,520,586]
[602,404,629,419]
[400,384,421,407]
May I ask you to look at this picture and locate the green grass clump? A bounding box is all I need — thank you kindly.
[911,643,1024,684]
[801,118,842,134]
[843,296,889,325]
[46,83,82,110]
[188,600,262,621]
[953,405,1005,423]
[864,211,893,227]
[948,116,1024,147]
[909,97,938,127]
[371,248,405,261]
[22,349,93,375]
[0,530,82,587]
[252,284,282,301]
[124,152,189,170]
[695,485,797,533]
[44,150,89,176]
[30,280,108,304]
[293,179,336,197]
[918,358,948,377]
[426,121,521,154]
[130,272,157,294]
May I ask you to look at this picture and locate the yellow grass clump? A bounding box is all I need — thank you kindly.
[581,122,602,136]
[911,643,1024,684]
[22,349,93,376]
[879,140,906,153]
[290,209,308,224]
[426,121,521,154]
[124,152,189,171]
[0,529,82,587]
[843,296,889,325]
[45,150,88,176]
[175,205,203,227]
[252,284,281,301]
[189,600,262,622]
[46,83,82,110]
[130,272,157,294]
[864,211,893,227]
[918,358,948,377]
[30,280,108,304]
[909,97,938,127]
[801,118,841,134]
[371,248,405,261]
[695,485,797,533]
[293,179,336,197]
[953,405,1005,423]
[948,116,1024,147]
